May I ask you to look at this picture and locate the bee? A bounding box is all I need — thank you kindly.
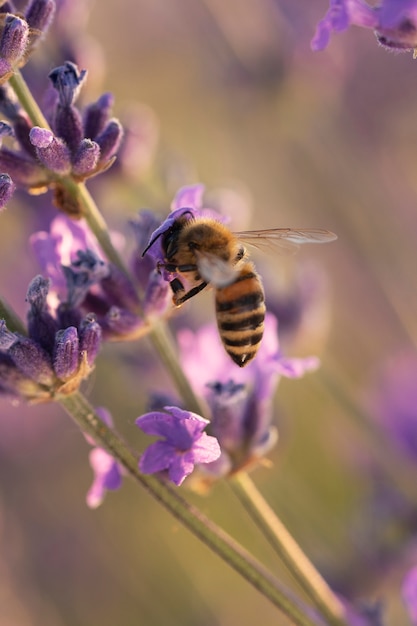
[143,213,336,367]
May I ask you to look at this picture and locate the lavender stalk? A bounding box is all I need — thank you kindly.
[59,390,325,626]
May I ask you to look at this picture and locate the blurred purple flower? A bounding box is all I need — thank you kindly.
[136,406,221,486]
[369,351,417,462]
[85,406,123,509]
[178,313,319,480]
[312,0,417,52]
[403,566,417,626]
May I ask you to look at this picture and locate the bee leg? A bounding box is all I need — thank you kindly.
[173,280,208,306]
[170,278,186,305]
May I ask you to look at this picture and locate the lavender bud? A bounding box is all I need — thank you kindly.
[53,326,79,380]
[71,138,100,177]
[26,275,58,353]
[95,118,123,163]
[83,92,114,140]
[0,147,45,187]
[49,61,87,107]
[0,172,15,209]
[29,126,72,174]
[53,103,83,155]
[79,314,102,366]
[8,335,54,386]
[0,15,28,64]
[25,0,56,33]
[0,352,40,399]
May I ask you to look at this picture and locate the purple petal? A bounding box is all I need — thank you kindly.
[274,355,320,378]
[86,447,121,509]
[171,183,205,210]
[136,407,208,448]
[403,566,417,626]
[189,432,221,464]
[139,440,174,474]
[168,455,195,486]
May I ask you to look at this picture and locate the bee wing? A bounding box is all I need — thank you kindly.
[194,249,238,288]
[235,228,337,255]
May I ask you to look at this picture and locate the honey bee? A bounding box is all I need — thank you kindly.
[143,213,336,367]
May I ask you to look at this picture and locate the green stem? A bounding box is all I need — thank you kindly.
[0,295,27,334]
[149,320,207,416]
[231,473,348,626]
[59,391,325,626]
[75,181,128,273]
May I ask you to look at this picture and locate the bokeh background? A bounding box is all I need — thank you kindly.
[1,1,417,624]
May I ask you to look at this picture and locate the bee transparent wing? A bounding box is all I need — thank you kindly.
[235,228,337,255]
[194,249,238,288]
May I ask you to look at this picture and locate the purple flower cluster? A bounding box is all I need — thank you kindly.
[0,60,123,214]
[0,275,101,401]
[135,310,319,488]
[30,213,171,340]
[312,0,417,52]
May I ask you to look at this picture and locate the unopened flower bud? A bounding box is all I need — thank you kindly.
[53,326,79,380]
[95,118,123,162]
[83,92,114,139]
[79,314,102,366]
[25,0,56,33]
[0,172,15,209]
[29,126,72,174]
[72,138,100,177]
[8,335,54,386]
[0,15,28,64]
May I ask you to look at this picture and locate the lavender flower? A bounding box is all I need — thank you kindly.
[30,215,151,340]
[136,406,221,486]
[312,0,417,52]
[178,313,319,481]
[0,61,123,213]
[369,351,417,463]
[0,275,101,401]
[85,407,123,508]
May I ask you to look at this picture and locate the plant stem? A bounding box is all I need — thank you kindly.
[231,473,348,626]
[0,295,27,334]
[59,391,325,626]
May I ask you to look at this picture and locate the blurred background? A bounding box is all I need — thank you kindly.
[2,0,417,624]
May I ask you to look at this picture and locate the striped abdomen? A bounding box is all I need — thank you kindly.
[215,262,265,367]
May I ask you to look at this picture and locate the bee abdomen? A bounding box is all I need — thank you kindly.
[215,265,265,367]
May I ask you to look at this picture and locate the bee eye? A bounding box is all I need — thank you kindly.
[188,241,198,250]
